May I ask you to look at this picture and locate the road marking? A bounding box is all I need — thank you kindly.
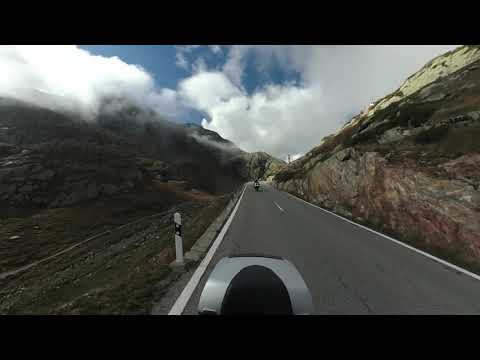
[168,184,248,315]
[283,191,480,282]
[274,201,285,212]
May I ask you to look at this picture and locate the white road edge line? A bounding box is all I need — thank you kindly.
[168,183,248,315]
[284,191,480,282]
[274,201,285,212]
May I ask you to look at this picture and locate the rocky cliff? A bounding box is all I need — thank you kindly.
[273,45,480,270]
[236,151,286,181]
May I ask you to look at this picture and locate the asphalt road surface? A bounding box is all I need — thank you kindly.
[180,182,480,314]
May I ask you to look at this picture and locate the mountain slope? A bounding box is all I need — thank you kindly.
[273,45,480,273]
[0,95,283,314]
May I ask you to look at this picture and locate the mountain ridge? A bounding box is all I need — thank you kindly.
[0,95,285,209]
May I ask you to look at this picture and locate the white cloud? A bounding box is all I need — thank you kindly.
[221,45,251,88]
[145,88,185,119]
[191,57,208,73]
[175,45,224,73]
[174,45,202,71]
[200,81,330,158]
[208,45,223,55]
[0,45,184,120]
[189,132,237,154]
[196,45,457,159]
[178,71,243,111]
[175,51,189,70]
[288,153,304,162]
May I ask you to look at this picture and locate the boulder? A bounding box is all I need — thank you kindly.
[102,184,119,196]
[32,197,48,205]
[467,111,480,121]
[32,169,55,181]
[0,183,16,195]
[61,190,85,206]
[18,184,35,193]
[87,182,99,199]
[378,127,406,144]
[8,165,30,177]
[0,143,16,156]
[334,148,352,162]
[333,204,352,218]
[0,168,10,181]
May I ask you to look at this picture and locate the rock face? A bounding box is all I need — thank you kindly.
[237,151,286,181]
[274,45,480,262]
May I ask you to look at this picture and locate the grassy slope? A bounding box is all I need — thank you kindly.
[0,182,230,314]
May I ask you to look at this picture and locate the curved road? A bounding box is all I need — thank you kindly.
[178,182,480,314]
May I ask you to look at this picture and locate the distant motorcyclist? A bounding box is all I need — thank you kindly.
[254,178,260,191]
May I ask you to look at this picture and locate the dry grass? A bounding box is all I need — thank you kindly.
[0,187,229,314]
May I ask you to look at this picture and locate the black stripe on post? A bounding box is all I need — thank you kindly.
[175,223,182,237]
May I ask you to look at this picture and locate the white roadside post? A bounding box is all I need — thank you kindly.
[174,212,184,264]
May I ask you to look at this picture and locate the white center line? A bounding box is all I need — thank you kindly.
[274,201,285,212]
